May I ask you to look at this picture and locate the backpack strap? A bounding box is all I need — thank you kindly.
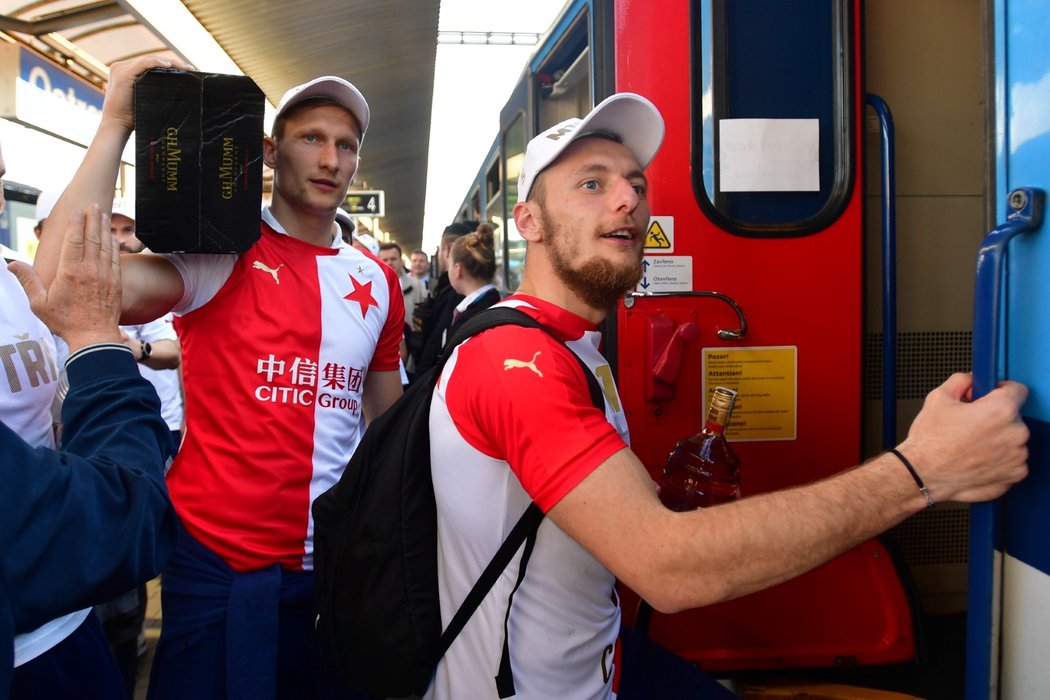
[438,305,543,360]
[437,502,543,662]
[432,305,606,695]
[494,507,541,698]
[438,306,604,409]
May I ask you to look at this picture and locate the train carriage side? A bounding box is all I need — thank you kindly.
[455,0,1050,693]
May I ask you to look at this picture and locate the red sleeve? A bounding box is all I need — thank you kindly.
[443,326,627,511]
[369,262,406,371]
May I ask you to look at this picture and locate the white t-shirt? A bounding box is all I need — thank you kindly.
[121,314,183,431]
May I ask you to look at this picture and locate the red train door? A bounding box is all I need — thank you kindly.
[612,0,916,670]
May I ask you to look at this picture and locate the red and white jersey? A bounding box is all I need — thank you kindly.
[427,296,630,700]
[166,219,403,571]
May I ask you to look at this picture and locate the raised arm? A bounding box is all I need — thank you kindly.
[34,55,191,322]
[548,373,1029,613]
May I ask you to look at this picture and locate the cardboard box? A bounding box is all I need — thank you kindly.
[134,69,264,253]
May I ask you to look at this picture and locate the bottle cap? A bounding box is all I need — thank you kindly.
[711,386,737,413]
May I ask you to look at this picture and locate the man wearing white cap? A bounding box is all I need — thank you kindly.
[109,201,144,254]
[334,207,381,255]
[425,94,1028,698]
[34,56,404,700]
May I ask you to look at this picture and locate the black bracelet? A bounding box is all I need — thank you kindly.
[889,448,934,508]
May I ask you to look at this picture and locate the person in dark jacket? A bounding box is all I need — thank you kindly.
[0,202,178,700]
[443,223,501,343]
[409,222,473,377]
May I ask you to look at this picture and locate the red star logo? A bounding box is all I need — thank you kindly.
[344,274,379,318]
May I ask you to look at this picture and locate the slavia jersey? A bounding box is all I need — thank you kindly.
[169,223,403,572]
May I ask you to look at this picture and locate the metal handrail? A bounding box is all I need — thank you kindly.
[624,290,747,340]
[966,186,1044,699]
[866,94,897,449]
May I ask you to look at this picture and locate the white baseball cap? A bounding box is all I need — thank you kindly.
[352,232,380,256]
[334,207,355,233]
[111,199,135,222]
[517,93,665,204]
[274,76,370,140]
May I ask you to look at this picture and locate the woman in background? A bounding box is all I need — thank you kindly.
[443,223,501,343]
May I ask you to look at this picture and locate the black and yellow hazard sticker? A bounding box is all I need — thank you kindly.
[643,216,674,252]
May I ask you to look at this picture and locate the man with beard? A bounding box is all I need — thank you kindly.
[425,94,1029,699]
[109,202,144,254]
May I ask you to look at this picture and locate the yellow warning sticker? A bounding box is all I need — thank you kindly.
[701,346,797,441]
[644,216,674,252]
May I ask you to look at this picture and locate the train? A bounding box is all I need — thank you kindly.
[453,1,1049,697]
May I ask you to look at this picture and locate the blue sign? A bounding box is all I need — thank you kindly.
[19,48,104,112]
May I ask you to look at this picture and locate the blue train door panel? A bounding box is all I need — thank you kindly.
[967,1,1050,697]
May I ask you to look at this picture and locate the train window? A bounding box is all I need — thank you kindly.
[502,113,527,290]
[535,8,592,132]
[693,0,853,236]
[485,159,500,205]
[479,155,504,287]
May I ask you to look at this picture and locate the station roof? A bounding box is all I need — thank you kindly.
[0,0,440,251]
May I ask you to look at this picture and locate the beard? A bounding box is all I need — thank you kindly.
[536,206,643,310]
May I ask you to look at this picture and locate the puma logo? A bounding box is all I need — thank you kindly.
[546,125,576,141]
[503,351,542,377]
[252,260,285,284]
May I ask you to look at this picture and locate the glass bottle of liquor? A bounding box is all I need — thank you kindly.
[658,386,740,511]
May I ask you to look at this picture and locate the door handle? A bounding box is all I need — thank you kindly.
[966,186,1044,700]
[972,187,1045,398]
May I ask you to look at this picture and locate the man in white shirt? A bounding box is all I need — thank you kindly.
[426,94,1030,699]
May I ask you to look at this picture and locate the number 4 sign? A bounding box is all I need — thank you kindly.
[345,190,385,217]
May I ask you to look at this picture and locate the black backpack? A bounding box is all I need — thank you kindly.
[312,306,604,697]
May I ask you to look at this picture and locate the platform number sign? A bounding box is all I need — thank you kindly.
[345,190,385,217]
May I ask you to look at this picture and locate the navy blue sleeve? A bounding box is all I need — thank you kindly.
[0,345,178,639]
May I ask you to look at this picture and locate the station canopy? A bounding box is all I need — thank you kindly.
[0,0,440,251]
